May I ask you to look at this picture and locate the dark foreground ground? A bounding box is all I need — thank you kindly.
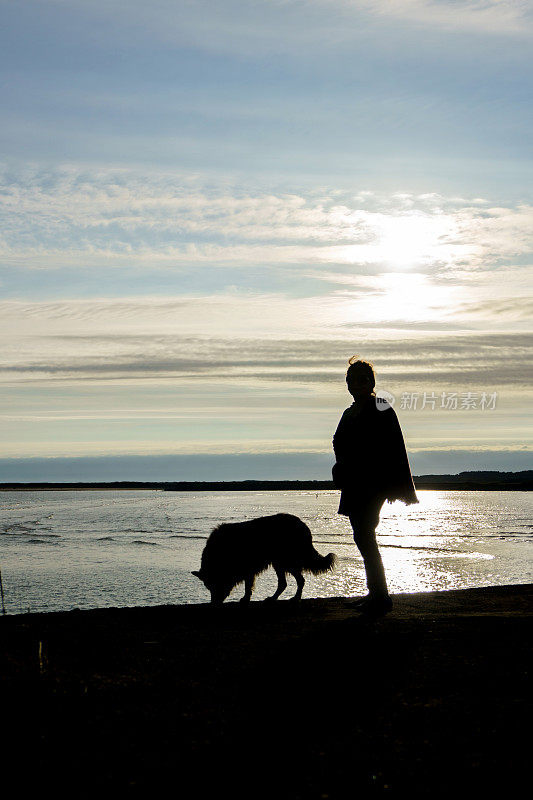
[1,585,531,797]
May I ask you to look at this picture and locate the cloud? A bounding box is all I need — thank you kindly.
[4,3,531,188]
[341,320,472,330]
[0,448,531,481]
[1,166,532,277]
[1,324,531,387]
[451,297,533,320]
[355,0,533,35]
[38,1,533,56]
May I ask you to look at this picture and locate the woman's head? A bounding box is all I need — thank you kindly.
[346,356,376,397]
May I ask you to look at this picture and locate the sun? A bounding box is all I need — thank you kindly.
[375,214,447,267]
[328,211,461,269]
[372,271,454,322]
[332,271,458,327]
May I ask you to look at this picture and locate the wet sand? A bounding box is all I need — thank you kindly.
[1,584,531,796]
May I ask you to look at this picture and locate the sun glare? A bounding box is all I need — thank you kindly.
[335,271,457,327]
[376,214,448,266]
[375,272,451,321]
[329,212,463,268]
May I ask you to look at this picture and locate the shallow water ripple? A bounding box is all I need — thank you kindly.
[0,489,531,613]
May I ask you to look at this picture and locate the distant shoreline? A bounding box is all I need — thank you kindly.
[0,471,532,491]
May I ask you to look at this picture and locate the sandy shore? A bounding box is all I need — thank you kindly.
[1,584,531,796]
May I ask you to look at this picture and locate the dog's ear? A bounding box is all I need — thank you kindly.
[191,570,201,578]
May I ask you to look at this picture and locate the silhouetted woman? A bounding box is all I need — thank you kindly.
[332,357,418,614]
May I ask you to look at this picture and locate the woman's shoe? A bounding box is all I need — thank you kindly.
[348,595,371,607]
[360,594,393,616]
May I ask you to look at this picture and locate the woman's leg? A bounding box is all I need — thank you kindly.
[349,495,388,598]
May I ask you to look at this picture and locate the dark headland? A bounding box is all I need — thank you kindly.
[2,584,531,796]
[0,469,532,491]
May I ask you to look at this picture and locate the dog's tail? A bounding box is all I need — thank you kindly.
[305,549,337,575]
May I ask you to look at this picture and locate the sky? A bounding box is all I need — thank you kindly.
[1,0,532,481]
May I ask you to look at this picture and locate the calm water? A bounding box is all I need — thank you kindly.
[0,489,531,614]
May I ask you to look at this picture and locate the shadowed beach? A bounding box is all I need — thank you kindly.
[1,584,531,796]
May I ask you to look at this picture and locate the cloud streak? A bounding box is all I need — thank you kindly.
[1,328,531,387]
[356,0,533,35]
[34,1,533,55]
[2,167,532,278]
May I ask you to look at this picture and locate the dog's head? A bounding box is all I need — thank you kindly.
[191,568,231,605]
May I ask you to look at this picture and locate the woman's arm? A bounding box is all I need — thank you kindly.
[332,409,349,460]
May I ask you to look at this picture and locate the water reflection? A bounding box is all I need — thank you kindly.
[1,489,532,612]
[306,489,532,600]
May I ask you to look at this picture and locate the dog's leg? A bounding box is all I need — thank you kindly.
[240,575,254,603]
[289,570,305,602]
[265,566,287,601]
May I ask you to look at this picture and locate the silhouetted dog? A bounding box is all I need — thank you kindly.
[192,513,336,604]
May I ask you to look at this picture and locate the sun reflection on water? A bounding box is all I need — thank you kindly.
[1,488,531,612]
[304,489,531,600]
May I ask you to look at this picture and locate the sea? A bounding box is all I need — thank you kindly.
[1,489,532,615]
